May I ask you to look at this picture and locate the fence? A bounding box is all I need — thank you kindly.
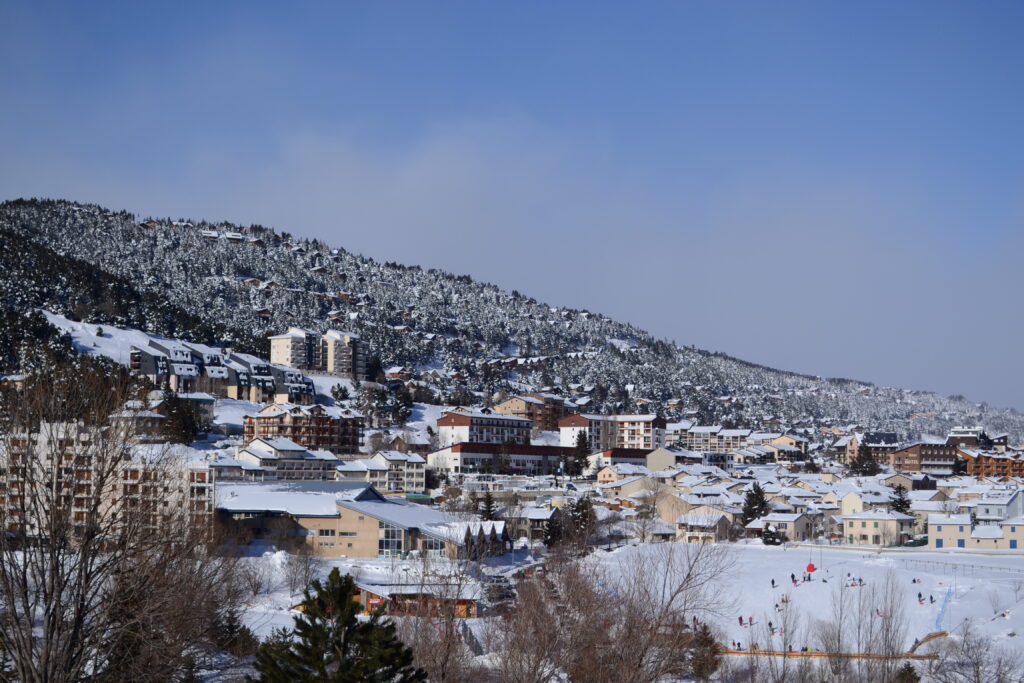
[897,558,1024,578]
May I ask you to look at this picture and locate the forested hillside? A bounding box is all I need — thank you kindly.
[1,198,1020,440]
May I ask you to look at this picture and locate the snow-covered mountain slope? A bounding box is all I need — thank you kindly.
[2,198,1020,441]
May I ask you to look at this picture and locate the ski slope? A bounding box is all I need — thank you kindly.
[592,542,1024,653]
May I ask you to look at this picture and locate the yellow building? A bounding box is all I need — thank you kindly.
[216,481,510,560]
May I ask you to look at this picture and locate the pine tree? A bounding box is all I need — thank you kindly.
[160,390,200,444]
[569,497,597,544]
[850,443,880,476]
[687,623,721,681]
[214,607,258,657]
[480,490,499,521]
[893,662,920,683]
[330,383,350,402]
[252,568,426,682]
[740,482,770,526]
[543,513,566,547]
[569,429,589,477]
[890,484,911,514]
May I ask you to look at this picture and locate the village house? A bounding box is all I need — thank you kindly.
[831,433,860,464]
[595,463,652,484]
[928,513,973,549]
[675,512,731,543]
[585,448,658,474]
[840,510,915,546]
[746,512,813,542]
[504,505,562,544]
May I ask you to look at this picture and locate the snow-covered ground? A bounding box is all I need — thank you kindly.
[213,398,261,432]
[230,539,1024,679]
[405,402,447,445]
[43,310,165,364]
[235,543,541,640]
[305,373,355,405]
[591,542,1024,653]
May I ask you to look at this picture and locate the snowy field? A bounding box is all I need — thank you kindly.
[235,540,1024,656]
[591,542,1024,654]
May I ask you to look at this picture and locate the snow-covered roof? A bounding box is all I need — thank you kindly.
[689,425,722,434]
[217,481,381,516]
[927,513,971,526]
[971,525,1003,539]
[676,512,725,527]
[839,510,915,521]
[249,437,307,453]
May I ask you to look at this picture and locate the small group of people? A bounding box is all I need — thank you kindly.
[916,591,935,604]
[737,615,755,627]
[845,572,865,587]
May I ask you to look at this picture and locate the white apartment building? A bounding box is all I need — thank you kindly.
[558,414,667,451]
[435,408,532,448]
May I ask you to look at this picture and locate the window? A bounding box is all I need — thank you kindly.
[936,525,942,531]
[378,521,403,557]
[318,529,336,537]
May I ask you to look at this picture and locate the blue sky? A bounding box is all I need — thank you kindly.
[2,1,1022,410]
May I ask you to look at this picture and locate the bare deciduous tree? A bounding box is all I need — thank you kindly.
[284,542,325,595]
[488,542,734,683]
[0,361,242,682]
[810,570,910,682]
[924,620,1024,683]
[240,559,271,598]
[392,556,485,681]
